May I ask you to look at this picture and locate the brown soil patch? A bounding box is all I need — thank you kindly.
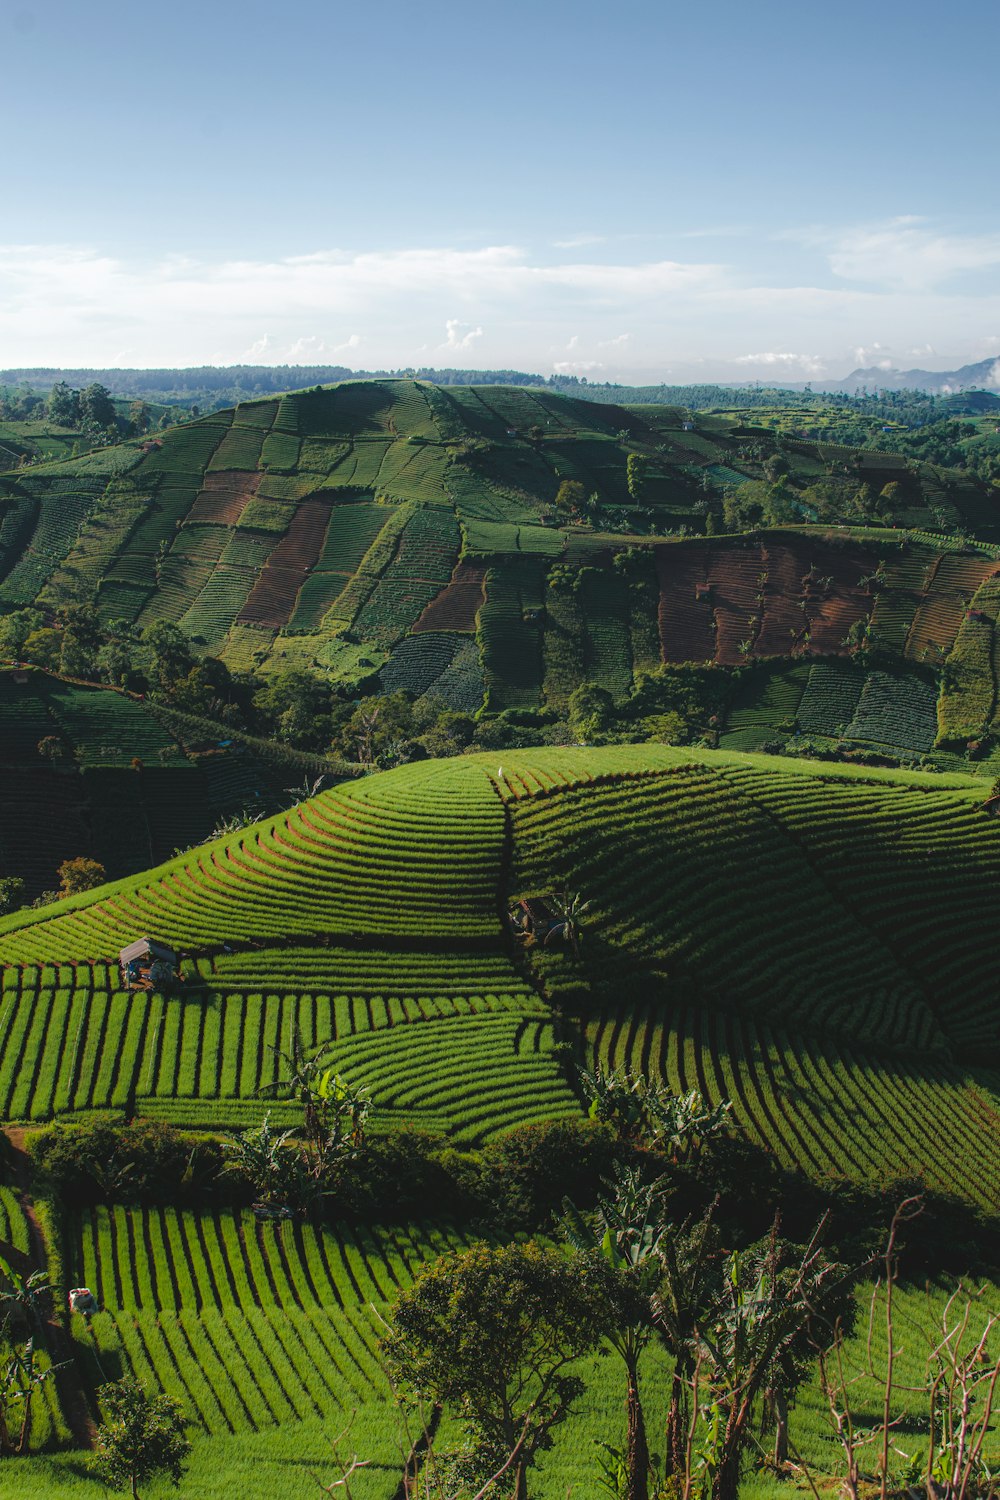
[237,497,333,629]
[708,546,763,666]
[188,471,263,525]
[656,544,716,663]
[412,562,486,633]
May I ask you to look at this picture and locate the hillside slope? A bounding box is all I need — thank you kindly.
[2,379,1000,772]
[0,746,997,1201]
[0,667,347,898]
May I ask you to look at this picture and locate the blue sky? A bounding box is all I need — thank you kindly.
[2,0,999,382]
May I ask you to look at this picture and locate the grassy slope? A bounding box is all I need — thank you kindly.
[0,744,996,1195]
[1,381,997,767]
[3,744,999,1498]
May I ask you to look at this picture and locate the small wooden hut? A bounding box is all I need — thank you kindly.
[119,937,178,992]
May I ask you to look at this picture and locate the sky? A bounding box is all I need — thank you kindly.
[1,0,999,384]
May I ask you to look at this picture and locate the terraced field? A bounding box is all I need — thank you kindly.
[1,745,997,1193]
[2,382,998,772]
[3,744,1000,1497]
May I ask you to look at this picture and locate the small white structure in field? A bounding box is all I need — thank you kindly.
[68,1287,99,1323]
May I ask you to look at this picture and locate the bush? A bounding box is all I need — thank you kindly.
[477,1118,621,1231]
[30,1116,229,1208]
[337,1127,481,1220]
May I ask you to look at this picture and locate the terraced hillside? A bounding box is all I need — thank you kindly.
[1,746,997,1203]
[0,669,346,898]
[1,381,998,757]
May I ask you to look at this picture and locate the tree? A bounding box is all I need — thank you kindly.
[128,401,150,435]
[382,1242,608,1500]
[0,1338,60,1456]
[651,1209,722,1477]
[547,889,591,959]
[0,878,25,917]
[257,1020,371,1185]
[47,381,79,426]
[568,682,614,743]
[0,1258,60,1457]
[91,1377,190,1498]
[695,1227,847,1500]
[57,857,106,897]
[554,479,586,514]
[78,382,116,431]
[579,1067,730,1161]
[140,621,192,691]
[0,608,43,661]
[36,734,70,766]
[221,1113,309,1212]
[253,668,329,747]
[562,1168,668,1500]
[626,453,649,501]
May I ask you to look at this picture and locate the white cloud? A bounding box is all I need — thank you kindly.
[442,319,484,352]
[852,342,893,367]
[819,219,1000,290]
[733,351,828,376]
[244,334,274,359]
[552,360,605,374]
[0,234,998,379]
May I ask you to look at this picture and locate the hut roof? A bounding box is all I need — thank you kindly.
[119,937,177,965]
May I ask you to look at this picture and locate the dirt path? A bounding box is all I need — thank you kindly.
[4,1126,95,1448]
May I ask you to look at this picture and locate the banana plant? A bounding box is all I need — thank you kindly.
[562,1168,668,1500]
[0,1337,66,1456]
[0,1257,53,1336]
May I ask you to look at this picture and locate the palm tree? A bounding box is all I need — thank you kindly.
[0,1337,65,1455]
[258,1021,371,1178]
[0,1259,64,1457]
[283,773,328,806]
[642,1088,731,1164]
[0,1258,53,1336]
[221,1113,307,1211]
[695,1227,846,1500]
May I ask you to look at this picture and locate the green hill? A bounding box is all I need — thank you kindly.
[0,667,349,899]
[1,744,997,1202]
[2,378,1000,777]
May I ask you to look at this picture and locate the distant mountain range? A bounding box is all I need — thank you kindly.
[817,357,1000,395]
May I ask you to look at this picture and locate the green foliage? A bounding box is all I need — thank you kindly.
[382,1241,610,1498]
[56,856,105,896]
[31,1116,225,1207]
[90,1376,191,1496]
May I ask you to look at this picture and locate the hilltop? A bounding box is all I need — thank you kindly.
[0,380,999,776]
[1,744,997,1203]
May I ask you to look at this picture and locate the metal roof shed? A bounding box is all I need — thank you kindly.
[119,938,177,966]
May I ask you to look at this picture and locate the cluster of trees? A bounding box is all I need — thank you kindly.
[0,856,106,917]
[1,594,736,765]
[311,1066,1000,1500]
[25,1055,1000,1499]
[877,418,1000,485]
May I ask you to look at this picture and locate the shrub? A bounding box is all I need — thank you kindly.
[477,1118,621,1230]
[30,1116,228,1208]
